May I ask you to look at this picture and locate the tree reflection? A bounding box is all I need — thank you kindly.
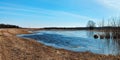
[94,31,120,55]
[86,30,94,38]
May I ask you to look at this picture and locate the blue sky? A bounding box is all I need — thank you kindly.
[0,0,120,28]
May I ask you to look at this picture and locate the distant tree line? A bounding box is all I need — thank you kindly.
[0,24,21,28]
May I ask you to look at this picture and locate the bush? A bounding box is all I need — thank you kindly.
[0,24,21,28]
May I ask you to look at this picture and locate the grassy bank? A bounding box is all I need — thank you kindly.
[0,28,120,60]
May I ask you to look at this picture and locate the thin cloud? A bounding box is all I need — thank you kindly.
[97,0,120,10]
[0,2,98,23]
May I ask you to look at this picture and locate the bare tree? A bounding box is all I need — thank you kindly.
[102,18,104,27]
[87,20,96,30]
[111,18,116,27]
[98,18,105,27]
[117,18,120,27]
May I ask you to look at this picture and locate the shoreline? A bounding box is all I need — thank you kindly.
[0,28,120,60]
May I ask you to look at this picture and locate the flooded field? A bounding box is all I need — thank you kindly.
[20,30,120,55]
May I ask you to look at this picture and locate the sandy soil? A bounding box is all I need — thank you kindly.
[0,28,120,60]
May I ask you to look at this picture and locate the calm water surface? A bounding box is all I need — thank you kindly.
[20,30,120,55]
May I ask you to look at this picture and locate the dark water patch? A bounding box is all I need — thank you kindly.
[22,33,91,48]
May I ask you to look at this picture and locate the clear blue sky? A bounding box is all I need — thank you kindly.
[0,0,120,28]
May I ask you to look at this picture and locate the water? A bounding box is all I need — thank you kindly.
[19,30,120,55]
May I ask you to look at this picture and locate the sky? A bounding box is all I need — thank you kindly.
[0,0,120,28]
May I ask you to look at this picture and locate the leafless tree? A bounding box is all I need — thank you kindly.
[87,20,96,30]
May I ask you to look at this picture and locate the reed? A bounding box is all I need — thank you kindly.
[95,17,120,39]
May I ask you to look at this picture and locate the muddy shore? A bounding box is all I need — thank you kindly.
[0,28,120,60]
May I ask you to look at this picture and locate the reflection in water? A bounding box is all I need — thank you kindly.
[86,30,94,38]
[20,30,120,55]
[110,38,120,55]
[94,31,120,55]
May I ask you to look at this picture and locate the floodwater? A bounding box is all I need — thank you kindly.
[20,30,120,55]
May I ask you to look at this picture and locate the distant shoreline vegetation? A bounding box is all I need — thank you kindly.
[0,24,21,28]
[43,27,120,30]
